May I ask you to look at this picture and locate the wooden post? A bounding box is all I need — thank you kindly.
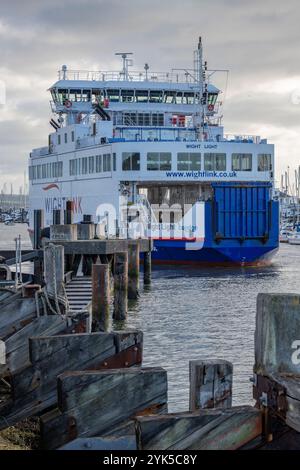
[64,200,73,225]
[92,262,110,331]
[189,359,233,411]
[52,210,61,225]
[113,252,128,320]
[43,244,65,297]
[143,250,151,285]
[128,241,140,299]
[33,209,43,249]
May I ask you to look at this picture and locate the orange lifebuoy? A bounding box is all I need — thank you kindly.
[64,99,72,108]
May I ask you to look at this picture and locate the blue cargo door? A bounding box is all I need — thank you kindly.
[212,182,271,240]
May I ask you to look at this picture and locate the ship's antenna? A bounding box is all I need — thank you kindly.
[195,36,206,140]
[115,52,133,81]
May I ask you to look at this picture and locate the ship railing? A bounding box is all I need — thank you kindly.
[223,134,266,144]
[58,69,197,84]
[30,146,51,158]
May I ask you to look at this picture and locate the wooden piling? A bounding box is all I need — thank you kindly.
[113,252,128,320]
[189,359,233,411]
[143,250,151,285]
[44,244,65,297]
[92,262,110,331]
[128,241,140,299]
[33,209,43,249]
[64,200,73,225]
[52,210,61,225]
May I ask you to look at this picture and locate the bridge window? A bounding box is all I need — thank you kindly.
[177,153,201,170]
[208,93,218,105]
[176,92,183,104]
[136,90,148,102]
[164,91,176,104]
[57,89,68,104]
[113,153,116,171]
[81,157,88,175]
[204,153,226,171]
[124,113,137,125]
[232,153,252,171]
[121,89,134,103]
[107,89,120,102]
[147,152,172,171]
[89,156,94,173]
[69,89,82,102]
[183,92,195,105]
[82,89,91,102]
[258,154,272,171]
[149,90,163,103]
[122,152,140,171]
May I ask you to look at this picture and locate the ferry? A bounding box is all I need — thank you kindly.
[28,38,279,265]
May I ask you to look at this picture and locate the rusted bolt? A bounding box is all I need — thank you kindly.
[124,361,129,366]
[103,362,108,367]
[134,347,138,352]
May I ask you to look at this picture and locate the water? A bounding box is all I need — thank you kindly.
[120,243,300,412]
[1,224,300,412]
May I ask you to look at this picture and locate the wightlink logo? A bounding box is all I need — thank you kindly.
[165,170,237,179]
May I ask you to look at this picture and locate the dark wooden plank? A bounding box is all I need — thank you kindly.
[0,316,69,377]
[0,297,38,339]
[41,367,167,449]
[58,436,137,450]
[189,360,233,410]
[135,406,262,450]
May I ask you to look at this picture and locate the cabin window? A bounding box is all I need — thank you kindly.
[232,153,252,171]
[69,89,81,102]
[121,89,134,103]
[177,153,201,171]
[82,89,91,102]
[124,113,137,125]
[103,154,111,172]
[204,153,226,171]
[81,157,88,175]
[151,113,164,126]
[122,152,140,171]
[96,155,102,173]
[147,152,172,171]
[136,90,149,103]
[207,93,218,106]
[258,154,272,171]
[57,89,68,104]
[92,89,104,105]
[164,91,176,104]
[107,89,120,102]
[175,92,183,104]
[64,133,67,144]
[113,153,116,171]
[58,135,61,145]
[89,156,94,173]
[71,131,75,142]
[149,90,163,103]
[183,92,195,105]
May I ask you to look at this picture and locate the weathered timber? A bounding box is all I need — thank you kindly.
[128,241,140,300]
[0,330,142,430]
[77,223,95,241]
[50,224,78,241]
[41,367,167,449]
[254,293,300,432]
[64,200,74,225]
[113,252,128,320]
[0,296,38,339]
[0,316,69,378]
[52,209,61,225]
[189,359,233,410]
[143,251,151,285]
[44,244,64,297]
[50,238,152,255]
[135,406,262,450]
[92,263,110,331]
[58,436,137,450]
[33,209,43,249]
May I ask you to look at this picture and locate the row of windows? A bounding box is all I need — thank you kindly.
[29,162,63,180]
[54,88,217,106]
[69,154,116,176]
[57,131,75,145]
[121,152,272,172]
[122,113,164,127]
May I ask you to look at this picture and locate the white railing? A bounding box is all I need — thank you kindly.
[58,69,197,84]
[223,134,264,144]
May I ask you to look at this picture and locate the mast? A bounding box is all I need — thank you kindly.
[194,36,206,140]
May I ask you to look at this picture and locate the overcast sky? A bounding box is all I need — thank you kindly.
[0,0,300,192]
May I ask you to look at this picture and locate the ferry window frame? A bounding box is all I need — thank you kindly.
[81,157,88,175]
[164,91,176,104]
[149,90,163,103]
[204,153,226,171]
[121,89,134,103]
[58,135,61,145]
[258,153,272,171]
[64,133,67,144]
[106,89,120,102]
[113,153,116,171]
[103,154,111,172]
[135,90,149,103]
[96,155,102,173]
[122,152,140,171]
[232,153,252,171]
[71,131,75,142]
[147,152,172,171]
[69,89,82,102]
[177,153,201,171]
[88,156,95,174]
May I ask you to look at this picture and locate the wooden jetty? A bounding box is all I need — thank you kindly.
[1,208,300,450]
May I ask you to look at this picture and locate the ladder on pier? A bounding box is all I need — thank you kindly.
[65,276,92,312]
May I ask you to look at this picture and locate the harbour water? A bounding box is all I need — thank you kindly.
[1,224,299,412]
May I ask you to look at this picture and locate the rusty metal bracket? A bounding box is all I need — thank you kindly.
[253,374,288,418]
[91,343,142,370]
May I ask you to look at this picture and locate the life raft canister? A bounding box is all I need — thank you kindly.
[207,104,214,112]
[64,99,72,108]
[103,98,110,108]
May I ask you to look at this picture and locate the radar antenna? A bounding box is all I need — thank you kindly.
[115,52,133,80]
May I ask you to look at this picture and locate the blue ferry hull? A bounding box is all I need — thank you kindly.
[151,182,279,266]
